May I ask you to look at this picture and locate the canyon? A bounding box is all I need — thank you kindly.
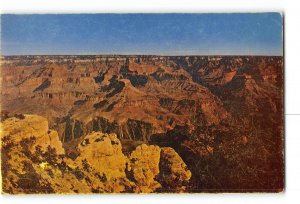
[0,55,284,193]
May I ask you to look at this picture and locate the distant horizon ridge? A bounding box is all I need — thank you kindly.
[2,54,283,57]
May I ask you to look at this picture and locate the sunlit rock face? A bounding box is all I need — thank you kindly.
[76,131,127,180]
[1,114,65,155]
[1,114,191,194]
[129,144,162,192]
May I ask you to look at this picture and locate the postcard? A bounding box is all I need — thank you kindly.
[0,13,284,193]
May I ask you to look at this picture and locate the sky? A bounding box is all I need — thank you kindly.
[1,13,283,56]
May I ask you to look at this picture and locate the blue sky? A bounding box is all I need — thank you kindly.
[1,13,283,56]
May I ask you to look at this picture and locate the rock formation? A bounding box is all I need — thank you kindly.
[76,132,127,180]
[129,144,162,192]
[1,114,191,194]
[1,114,64,155]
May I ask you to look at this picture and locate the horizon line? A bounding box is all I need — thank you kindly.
[1,53,283,57]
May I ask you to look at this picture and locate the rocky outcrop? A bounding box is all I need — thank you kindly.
[1,114,191,194]
[76,132,127,180]
[1,114,64,154]
[129,144,162,192]
[127,144,192,193]
[75,134,192,193]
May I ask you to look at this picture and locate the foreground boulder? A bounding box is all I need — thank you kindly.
[76,132,128,180]
[129,144,161,192]
[128,144,192,193]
